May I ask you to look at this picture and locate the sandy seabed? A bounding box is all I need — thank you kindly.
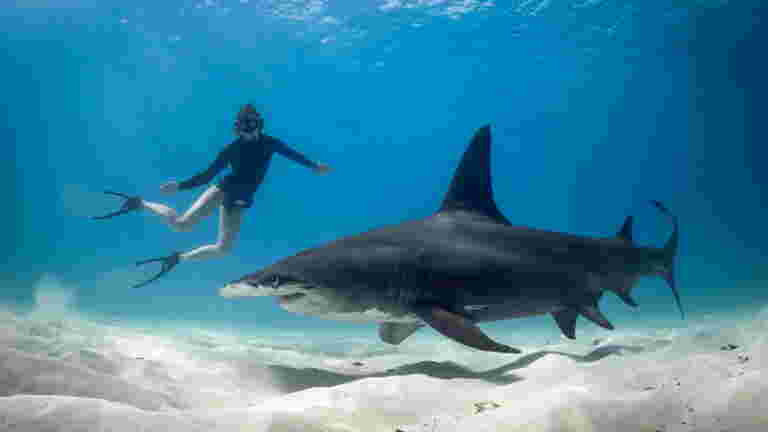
[0,300,766,432]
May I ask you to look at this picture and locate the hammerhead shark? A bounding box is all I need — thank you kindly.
[220,125,681,353]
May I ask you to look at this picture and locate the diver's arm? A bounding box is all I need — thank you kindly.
[272,138,331,173]
[177,146,231,190]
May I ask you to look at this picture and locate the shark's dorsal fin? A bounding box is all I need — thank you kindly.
[439,125,510,225]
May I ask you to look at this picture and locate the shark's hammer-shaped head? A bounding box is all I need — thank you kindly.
[219,246,371,304]
[220,267,315,301]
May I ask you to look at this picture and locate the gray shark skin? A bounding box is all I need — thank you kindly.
[221,125,681,353]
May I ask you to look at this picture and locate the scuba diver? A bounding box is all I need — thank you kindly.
[94,104,332,288]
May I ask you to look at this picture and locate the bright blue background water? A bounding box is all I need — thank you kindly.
[2,1,766,332]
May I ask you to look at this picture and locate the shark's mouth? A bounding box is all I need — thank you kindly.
[277,292,307,305]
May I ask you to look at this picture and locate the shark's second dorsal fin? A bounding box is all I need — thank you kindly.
[617,216,633,243]
[439,125,510,224]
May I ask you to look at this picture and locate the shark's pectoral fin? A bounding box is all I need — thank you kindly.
[411,304,521,354]
[552,309,578,339]
[577,305,615,330]
[379,322,424,345]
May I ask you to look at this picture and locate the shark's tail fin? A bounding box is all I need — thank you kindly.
[651,201,684,320]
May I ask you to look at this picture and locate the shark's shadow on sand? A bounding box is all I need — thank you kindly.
[261,343,648,394]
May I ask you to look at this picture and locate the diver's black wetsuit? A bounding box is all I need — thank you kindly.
[178,134,319,209]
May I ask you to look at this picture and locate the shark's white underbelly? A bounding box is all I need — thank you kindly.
[276,291,420,323]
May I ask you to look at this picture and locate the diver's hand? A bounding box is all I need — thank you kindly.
[314,163,332,175]
[160,180,180,195]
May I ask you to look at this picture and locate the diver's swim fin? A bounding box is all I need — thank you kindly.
[133,252,181,288]
[92,191,142,220]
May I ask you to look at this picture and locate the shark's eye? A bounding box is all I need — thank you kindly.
[265,275,280,288]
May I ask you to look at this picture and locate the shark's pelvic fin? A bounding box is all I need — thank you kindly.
[378,322,424,345]
[438,125,511,225]
[552,309,578,339]
[411,303,521,353]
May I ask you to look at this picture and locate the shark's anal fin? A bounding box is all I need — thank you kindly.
[577,305,615,330]
[601,273,639,307]
[378,322,424,345]
[411,303,521,353]
[552,309,578,339]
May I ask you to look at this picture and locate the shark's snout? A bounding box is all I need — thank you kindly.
[219,272,313,299]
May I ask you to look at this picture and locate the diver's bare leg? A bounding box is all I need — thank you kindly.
[180,203,244,261]
[141,185,223,232]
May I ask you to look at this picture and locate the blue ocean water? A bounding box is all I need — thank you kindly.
[2,0,766,333]
[3,3,768,431]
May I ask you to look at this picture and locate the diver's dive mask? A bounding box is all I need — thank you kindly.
[235,114,264,135]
